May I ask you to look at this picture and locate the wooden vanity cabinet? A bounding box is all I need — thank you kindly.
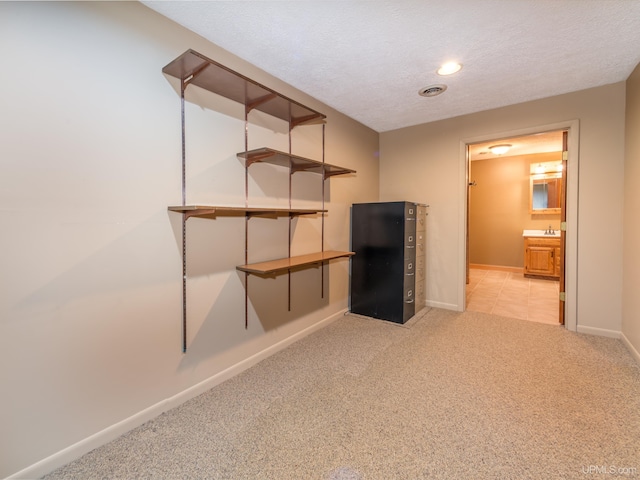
[524,237,560,279]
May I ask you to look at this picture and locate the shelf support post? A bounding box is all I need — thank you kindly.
[244,88,250,329]
[180,78,188,353]
[177,63,209,353]
[287,115,293,311]
[321,122,326,299]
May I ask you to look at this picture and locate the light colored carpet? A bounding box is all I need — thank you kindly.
[44,308,640,479]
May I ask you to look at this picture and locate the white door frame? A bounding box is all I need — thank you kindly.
[459,120,579,331]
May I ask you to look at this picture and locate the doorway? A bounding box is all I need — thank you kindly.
[460,122,578,331]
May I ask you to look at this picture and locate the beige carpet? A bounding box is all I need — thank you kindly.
[44,308,640,479]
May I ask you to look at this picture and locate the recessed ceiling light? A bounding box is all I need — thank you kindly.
[489,144,512,155]
[419,84,447,97]
[437,62,462,76]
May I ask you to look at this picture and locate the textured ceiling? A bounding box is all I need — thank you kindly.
[143,0,640,133]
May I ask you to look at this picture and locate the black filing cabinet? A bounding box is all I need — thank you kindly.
[350,201,424,324]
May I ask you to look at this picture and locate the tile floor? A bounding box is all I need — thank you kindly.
[466,267,560,325]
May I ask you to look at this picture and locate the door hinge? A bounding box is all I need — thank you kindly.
[561,222,567,231]
[562,151,568,161]
[559,292,566,302]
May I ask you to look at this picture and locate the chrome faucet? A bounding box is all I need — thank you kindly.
[545,225,555,235]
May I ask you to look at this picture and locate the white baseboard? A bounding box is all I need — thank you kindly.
[426,300,461,311]
[469,263,524,274]
[578,327,640,366]
[621,332,640,365]
[576,325,622,339]
[8,309,347,480]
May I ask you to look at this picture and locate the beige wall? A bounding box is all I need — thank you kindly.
[380,83,626,331]
[470,152,562,268]
[2,3,636,477]
[623,63,640,360]
[0,3,379,477]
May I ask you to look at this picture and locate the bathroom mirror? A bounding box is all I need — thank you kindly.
[529,160,562,214]
[530,173,562,214]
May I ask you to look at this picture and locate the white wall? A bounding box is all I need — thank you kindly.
[380,83,626,334]
[0,2,379,477]
[623,63,640,360]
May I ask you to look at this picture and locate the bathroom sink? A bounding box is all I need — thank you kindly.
[522,229,560,238]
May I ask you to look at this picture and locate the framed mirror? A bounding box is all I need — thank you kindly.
[530,161,562,214]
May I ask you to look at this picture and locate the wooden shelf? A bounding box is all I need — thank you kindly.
[162,49,325,126]
[237,250,355,275]
[237,148,356,178]
[164,49,356,343]
[168,205,326,219]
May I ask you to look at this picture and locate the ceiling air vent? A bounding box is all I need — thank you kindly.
[419,84,447,97]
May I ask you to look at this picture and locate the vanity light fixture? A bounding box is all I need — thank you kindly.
[489,144,512,155]
[530,160,563,175]
[437,61,462,76]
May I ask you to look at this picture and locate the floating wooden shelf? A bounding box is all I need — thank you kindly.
[162,49,325,126]
[237,148,356,178]
[237,250,355,275]
[168,205,326,219]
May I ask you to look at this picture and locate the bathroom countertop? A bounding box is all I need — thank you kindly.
[523,229,560,238]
